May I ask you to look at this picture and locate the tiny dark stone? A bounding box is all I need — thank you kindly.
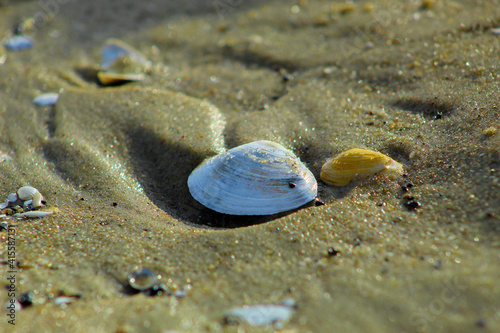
[401,185,408,192]
[327,247,340,257]
[378,202,386,207]
[80,198,85,201]
[406,196,415,201]
[288,182,296,188]
[404,200,421,210]
[434,114,442,120]
[112,202,118,207]
[475,318,487,328]
[19,292,34,308]
[402,173,408,177]
[282,74,293,82]
[406,183,414,188]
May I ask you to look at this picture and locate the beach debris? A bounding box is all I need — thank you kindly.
[188,140,318,215]
[97,39,150,86]
[224,299,296,328]
[33,93,59,106]
[4,35,33,51]
[1,186,56,219]
[320,148,403,186]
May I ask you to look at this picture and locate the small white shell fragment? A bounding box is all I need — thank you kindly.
[225,299,296,327]
[4,35,33,51]
[14,210,53,218]
[54,296,80,306]
[17,186,43,207]
[33,93,59,106]
[97,72,145,86]
[188,140,317,215]
[0,200,9,209]
[7,193,17,203]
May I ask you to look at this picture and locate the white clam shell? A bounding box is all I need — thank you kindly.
[188,140,317,215]
[17,186,43,207]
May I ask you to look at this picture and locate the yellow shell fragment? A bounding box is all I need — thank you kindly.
[320,148,403,186]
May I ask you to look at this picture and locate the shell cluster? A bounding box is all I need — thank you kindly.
[188,140,317,215]
[0,186,57,219]
[320,148,403,186]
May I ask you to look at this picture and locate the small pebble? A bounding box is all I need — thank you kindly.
[327,247,339,257]
[404,200,421,210]
[18,292,34,308]
[33,93,59,106]
[4,35,33,51]
[225,299,296,327]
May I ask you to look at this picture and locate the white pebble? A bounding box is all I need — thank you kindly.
[33,93,59,106]
[225,300,295,327]
[4,35,33,51]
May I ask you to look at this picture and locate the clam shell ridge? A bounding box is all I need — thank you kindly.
[187,140,318,215]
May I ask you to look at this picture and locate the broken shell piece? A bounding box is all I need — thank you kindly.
[14,210,54,218]
[100,39,150,72]
[17,186,43,207]
[97,39,150,86]
[33,93,59,106]
[4,35,33,51]
[0,200,8,209]
[97,71,145,86]
[54,295,81,306]
[320,148,403,186]
[188,140,317,215]
[225,299,296,327]
[7,193,17,203]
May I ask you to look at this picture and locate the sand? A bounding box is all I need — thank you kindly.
[1,0,499,332]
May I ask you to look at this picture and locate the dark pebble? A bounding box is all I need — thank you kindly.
[288,182,296,188]
[112,202,118,207]
[19,292,34,308]
[475,318,487,328]
[404,200,421,210]
[327,247,340,257]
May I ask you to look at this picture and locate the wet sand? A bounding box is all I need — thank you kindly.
[1,0,500,332]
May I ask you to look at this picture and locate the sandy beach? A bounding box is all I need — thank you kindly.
[1,0,500,332]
